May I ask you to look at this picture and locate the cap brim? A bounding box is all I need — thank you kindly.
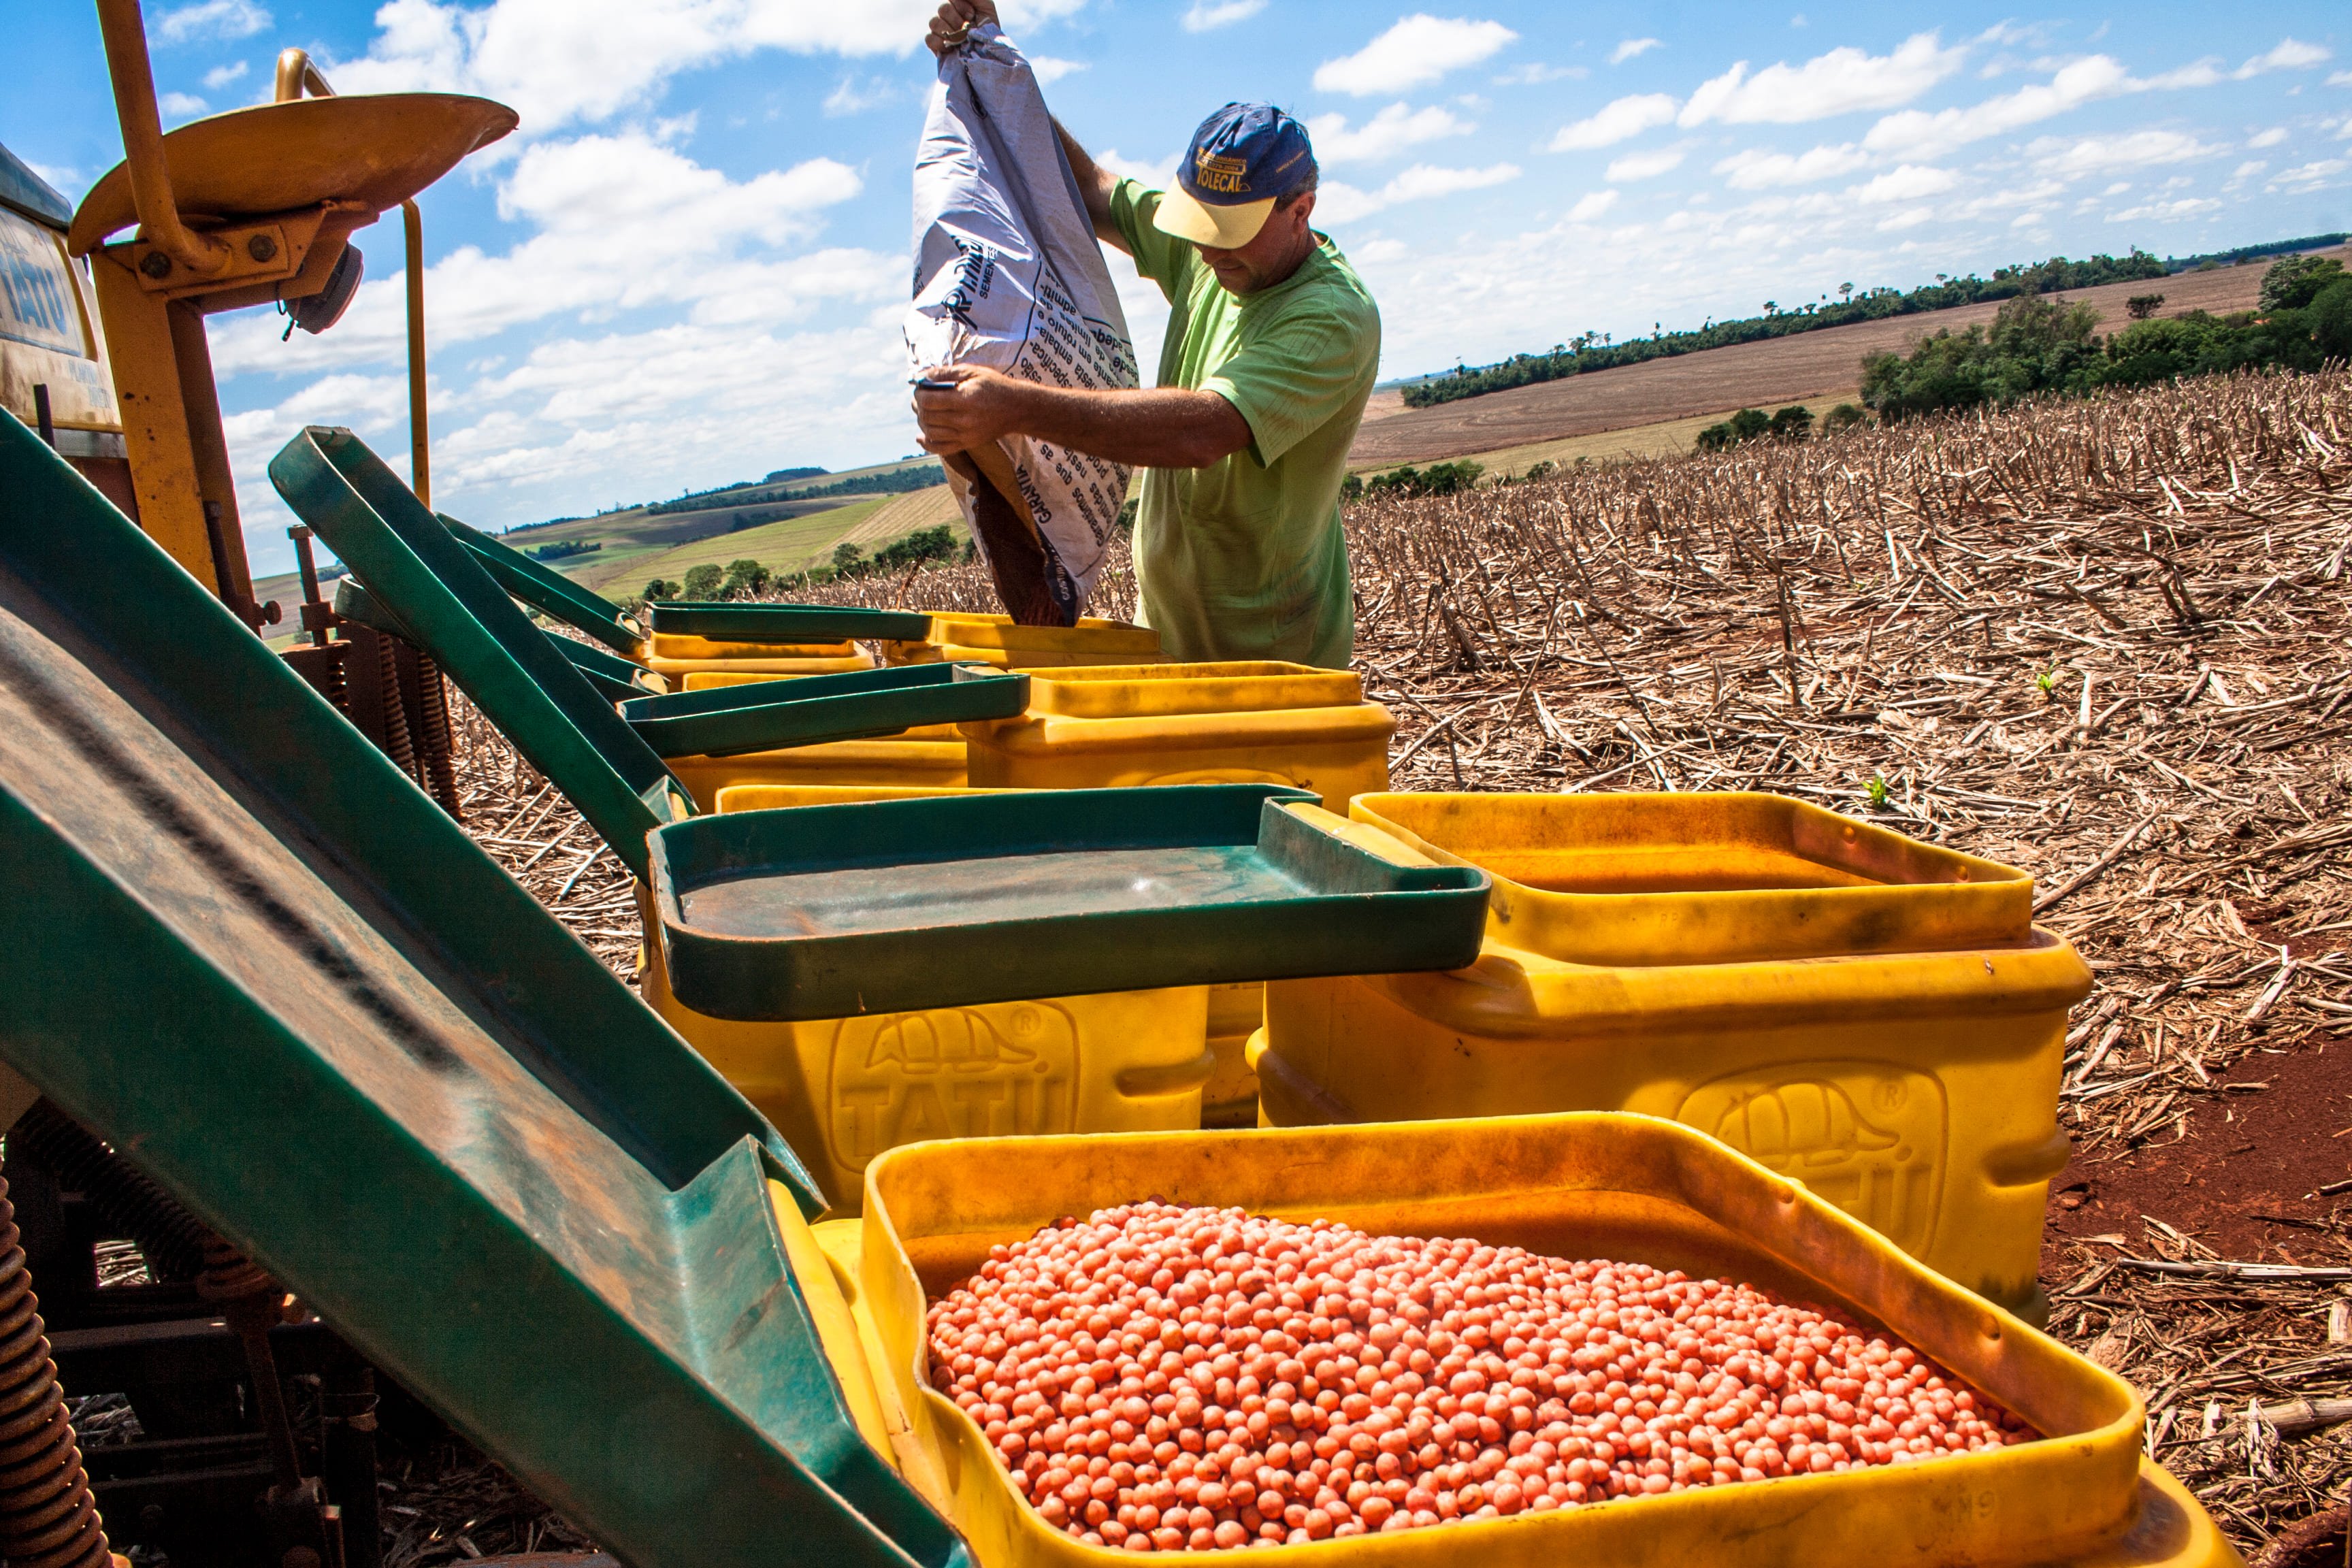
[1154,187,1275,249]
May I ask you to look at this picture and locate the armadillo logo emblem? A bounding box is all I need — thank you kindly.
[1678,1064,1948,1258]
[831,1002,1080,1171]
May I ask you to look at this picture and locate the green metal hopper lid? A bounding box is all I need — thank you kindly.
[649,784,1492,1021]
[619,662,1025,760]
[650,601,934,644]
[444,515,647,657]
[277,430,1002,872]
[0,411,969,1568]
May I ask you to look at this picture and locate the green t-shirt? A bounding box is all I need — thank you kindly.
[1108,178,1380,670]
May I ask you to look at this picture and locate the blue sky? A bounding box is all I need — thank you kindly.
[7,1,2348,576]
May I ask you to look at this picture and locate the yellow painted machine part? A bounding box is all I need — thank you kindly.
[0,211,121,436]
[1021,662,1362,719]
[649,633,863,662]
[889,642,1162,670]
[837,1114,2237,1568]
[681,670,806,691]
[638,781,1212,1212]
[89,258,231,589]
[666,727,970,811]
[962,666,1393,812]
[1253,921,2091,1318]
[1353,791,2035,966]
[643,645,878,682]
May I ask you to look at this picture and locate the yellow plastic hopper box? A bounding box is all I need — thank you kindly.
[805,1114,2238,1568]
[643,632,878,684]
[961,662,1393,811]
[1250,792,2093,1324]
[881,612,1162,670]
[640,783,1214,1213]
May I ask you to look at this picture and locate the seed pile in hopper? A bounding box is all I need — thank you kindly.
[927,1201,2034,1551]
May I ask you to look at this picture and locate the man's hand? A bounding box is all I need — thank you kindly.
[912,365,1032,455]
[925,0,998,56]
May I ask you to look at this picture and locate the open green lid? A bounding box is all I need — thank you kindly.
[650,785,1491,1019]
[619,661,1026,759]
[274,427,689,876]
[443,515,647,657]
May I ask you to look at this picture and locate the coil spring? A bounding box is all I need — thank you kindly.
[409,651,463,819]
[0,1174,112,1568]
[7,1101,207,1282]
[370,630,417,779]
[196,1235,274,1311]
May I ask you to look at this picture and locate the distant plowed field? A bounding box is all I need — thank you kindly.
[1350,244,2351,468]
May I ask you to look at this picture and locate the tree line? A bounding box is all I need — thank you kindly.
[1860,255,2351,421]
[1399,250,2172,410]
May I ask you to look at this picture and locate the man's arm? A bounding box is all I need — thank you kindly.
[1054,120,1123,250]
[915,366,1251,470]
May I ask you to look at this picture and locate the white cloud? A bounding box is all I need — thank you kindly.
[1566,189,1618,221]
[1096,148,1179,188]
[2269,158,2349,191]
[1864,54,2133,159]
[1313,15,1519,97]
[1610,38,1661,66]
[1181,0,1264,30]
[159,91,209,120]
[2108,197,2221,220]
[2031,129,2220,176]
[1030,56,1087,84]
[212,131,870,378]
[822,75,895,116]
[1877,206,1935,231]
[203,60,250,91]
[2330,71,2352,88]
[2238,39,2330,78]
[1713,142,1868,188]
[1605,147,1684,182]
[2232,160,2266,180]
[1549,93,1678,150]
[1848,164,1957,203]
[1494,62,1585,85]
[1306,103,1473,163]
[154,0,271,45]
[328,0,958,133]
[1315,161,1520,223]
[1679,31,1963,127]
[2247,127,2287,148]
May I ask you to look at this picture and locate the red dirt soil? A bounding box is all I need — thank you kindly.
[1352,246,2352,468]
[2045,1032,2352,1267]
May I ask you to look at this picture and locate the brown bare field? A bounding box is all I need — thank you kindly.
[1356,393,1859,481]
[1350,244,2352,468]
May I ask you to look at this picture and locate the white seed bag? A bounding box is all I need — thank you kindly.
[906,21,1137,625]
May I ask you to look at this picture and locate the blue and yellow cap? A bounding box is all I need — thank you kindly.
[1154,102,1316,249]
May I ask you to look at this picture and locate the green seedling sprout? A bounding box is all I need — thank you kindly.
[1866,776,1891,809]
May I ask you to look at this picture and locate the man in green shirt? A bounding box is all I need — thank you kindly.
[915,2,1381,668]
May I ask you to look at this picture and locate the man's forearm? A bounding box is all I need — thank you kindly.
[1010,382,1250,469]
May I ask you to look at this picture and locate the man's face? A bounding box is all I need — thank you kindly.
[1194,193,1315,295]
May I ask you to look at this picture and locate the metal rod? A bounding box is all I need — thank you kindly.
[92,0,229,276]
[31,384,54,448]
[403,199,429,506]
[273,46,334,105]
[272,51,433,507]
[289,525,332,649]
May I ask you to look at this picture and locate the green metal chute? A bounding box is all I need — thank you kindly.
[0,409,968,1567]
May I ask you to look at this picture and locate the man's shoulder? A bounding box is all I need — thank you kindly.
[1288,240,1380,331]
